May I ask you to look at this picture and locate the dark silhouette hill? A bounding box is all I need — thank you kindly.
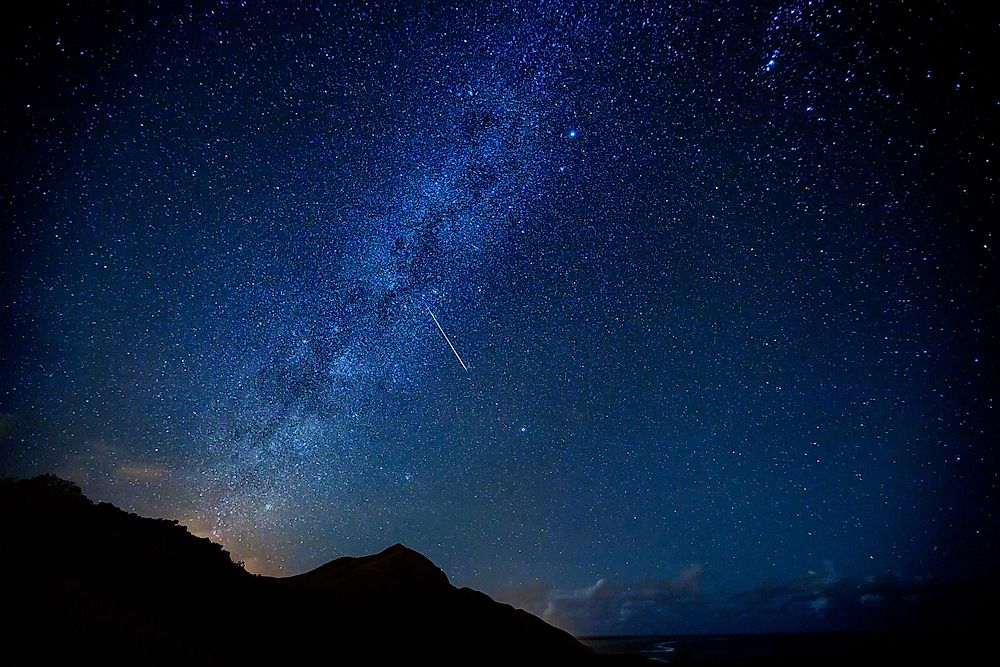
[284,542,449,592]
[0,475,646,665]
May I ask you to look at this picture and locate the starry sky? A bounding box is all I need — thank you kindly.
[1,1,995,635]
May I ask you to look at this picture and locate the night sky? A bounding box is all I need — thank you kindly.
[1,1,995,635]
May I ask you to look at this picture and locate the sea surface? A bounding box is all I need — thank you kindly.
[580,632,963,665]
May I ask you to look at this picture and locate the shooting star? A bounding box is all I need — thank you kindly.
[426,305,469,371]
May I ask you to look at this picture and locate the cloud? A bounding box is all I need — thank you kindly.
[496,565,706,636]
[730,561,836,611]
[542,578,625,634]
[118,464,169,482]
[494,579,554,614]
[497,563,998,636]
[727,568,998,633]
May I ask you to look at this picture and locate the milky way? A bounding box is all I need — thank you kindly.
[2,1,994,634]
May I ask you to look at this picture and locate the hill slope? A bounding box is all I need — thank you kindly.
[0,475,643,665]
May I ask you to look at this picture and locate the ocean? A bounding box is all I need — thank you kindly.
[580,631,964,665]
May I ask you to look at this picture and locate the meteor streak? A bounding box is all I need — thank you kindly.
[426,305,469,371]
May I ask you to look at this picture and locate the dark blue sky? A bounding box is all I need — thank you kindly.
[1,0,995,635]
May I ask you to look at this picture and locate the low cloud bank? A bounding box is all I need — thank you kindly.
[496,564,994,636]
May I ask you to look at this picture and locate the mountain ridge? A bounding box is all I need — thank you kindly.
[0,475,644,665]
[283,541,450,591]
